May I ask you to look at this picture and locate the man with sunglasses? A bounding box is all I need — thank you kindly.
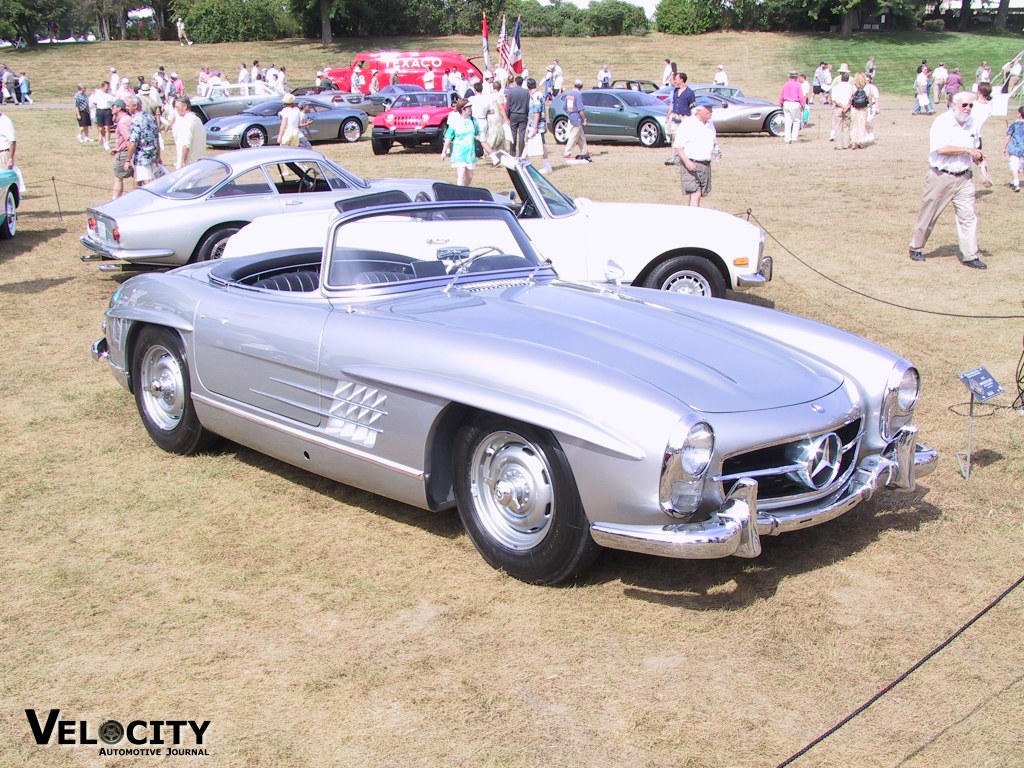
[908,90,987,269]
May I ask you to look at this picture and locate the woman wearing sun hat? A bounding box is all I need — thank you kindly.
[277,93,301,146]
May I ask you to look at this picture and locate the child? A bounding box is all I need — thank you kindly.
[1005,106,1024,192]
[297,102,314,150]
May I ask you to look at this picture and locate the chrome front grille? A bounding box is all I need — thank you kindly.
[717,418,863,508]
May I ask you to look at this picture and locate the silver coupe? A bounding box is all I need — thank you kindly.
[79,148,453,267]
[92,199,938,585]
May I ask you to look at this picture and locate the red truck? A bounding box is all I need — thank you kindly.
[325,50,484,95]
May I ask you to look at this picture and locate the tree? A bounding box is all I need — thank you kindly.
[0,0,84,43]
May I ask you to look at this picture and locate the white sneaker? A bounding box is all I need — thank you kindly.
[102,140,110,151]
[188,41,193,45]
[77,135,84,143]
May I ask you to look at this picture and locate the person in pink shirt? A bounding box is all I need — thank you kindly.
[779,70,805,144]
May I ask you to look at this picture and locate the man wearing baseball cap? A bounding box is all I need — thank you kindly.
[108,99,133,199]
[673,97,719,207]
[908,90,987,269]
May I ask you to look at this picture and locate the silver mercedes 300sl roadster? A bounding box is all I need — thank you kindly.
[92,199,937,584]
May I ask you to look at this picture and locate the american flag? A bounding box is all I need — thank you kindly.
[497,15,509,74]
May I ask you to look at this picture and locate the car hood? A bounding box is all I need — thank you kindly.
[377,281,842,414]
[571,197,751,230]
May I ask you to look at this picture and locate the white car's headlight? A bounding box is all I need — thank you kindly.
[881,364,920,441]
[661,420,715,520]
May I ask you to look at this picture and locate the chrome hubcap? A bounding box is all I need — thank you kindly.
[140,345,184,431]
[343,120,361,142]
[469,430,554,550]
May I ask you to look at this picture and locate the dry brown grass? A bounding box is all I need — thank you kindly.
[1,35,1023,768]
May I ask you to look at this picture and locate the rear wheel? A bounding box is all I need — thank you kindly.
[552,116,570,144]
[643,255,727,298]
[638,119,662,147]
[240,125,267,148]
[766,111,785,137]
[0,189,16,239]
[195,226,241,262]
[339,117,363,143]
[131,326,214,455]
[371,138,392,155]
[453,414,601,585]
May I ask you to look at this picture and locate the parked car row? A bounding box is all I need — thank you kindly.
[81,148,770,300]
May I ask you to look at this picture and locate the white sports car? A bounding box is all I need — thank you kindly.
[224,153,772,299]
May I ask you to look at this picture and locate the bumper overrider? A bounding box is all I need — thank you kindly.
[590,426,938,559]
[734,254,773,290]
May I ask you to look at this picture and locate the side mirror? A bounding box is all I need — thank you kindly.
[603,261,625,285]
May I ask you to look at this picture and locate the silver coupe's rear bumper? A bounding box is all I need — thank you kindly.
[80,235,176,264]
[590,427,937,560]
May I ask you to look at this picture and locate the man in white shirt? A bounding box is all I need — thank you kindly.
[829,63,853,147]
[238,64,249,84]
[109,67,121,93]
[0,108,22,193]
[908,91,986,269]
[673,98,718,207]
[423,66,436,91]
[171,97,206,168]
[713,65,728,87]
[662,58,673,88]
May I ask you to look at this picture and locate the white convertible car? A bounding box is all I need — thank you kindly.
[223,154,772,299]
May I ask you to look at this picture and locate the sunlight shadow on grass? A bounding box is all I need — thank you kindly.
[0,275,75,293]
[594,494,942,608]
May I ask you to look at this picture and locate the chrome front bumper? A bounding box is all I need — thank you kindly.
[590,428,938,560]
[80,235,176,264]
[734,254,773,290]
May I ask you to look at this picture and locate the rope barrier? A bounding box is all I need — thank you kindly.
[776,572,1024,766]
[743,209,1024,320]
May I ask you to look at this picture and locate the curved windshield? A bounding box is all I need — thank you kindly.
[145,158,230,199]
[617,91,666,108]
[392,92,451,109]
[522,164,577,217]
[326,204,548,290]
[243,101,285,116]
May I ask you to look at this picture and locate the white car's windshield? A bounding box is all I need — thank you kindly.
[522,164,576,217]
[326,205,547,290]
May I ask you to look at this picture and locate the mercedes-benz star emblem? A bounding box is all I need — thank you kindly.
[789,432,842,490]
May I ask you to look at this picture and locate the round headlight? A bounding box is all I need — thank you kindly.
[897,367,920,413]
[681,422,715,477]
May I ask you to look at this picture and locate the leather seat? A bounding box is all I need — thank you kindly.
[252,271,320,292]
[354,271,412,285]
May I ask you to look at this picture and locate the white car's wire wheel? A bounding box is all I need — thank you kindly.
[196,226,241,262]
[454,415,600,584]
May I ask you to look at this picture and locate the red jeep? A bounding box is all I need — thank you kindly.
[370,90,460,155]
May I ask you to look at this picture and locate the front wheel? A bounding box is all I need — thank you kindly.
[638,118,662,147]
[240,125,267,148]
[131,327,214,455]
[0,189,16,239]
[195,226,241,262]
[766,110,785,137]
[552,116,570,145]
[453,415,601,585]
[339,117,363,143]
[643,255,727,298]
[371,138,392,155]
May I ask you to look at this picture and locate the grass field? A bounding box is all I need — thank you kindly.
[2,32,1024,768]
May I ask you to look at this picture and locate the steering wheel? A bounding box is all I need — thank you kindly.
[297,168,320,193]
[449,246,504,276]
[516,200,537,220]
